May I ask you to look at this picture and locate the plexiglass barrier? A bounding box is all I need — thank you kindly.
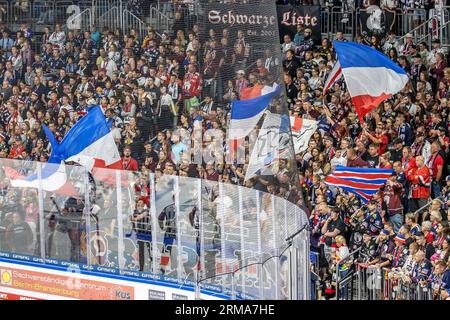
[0,159,309,300]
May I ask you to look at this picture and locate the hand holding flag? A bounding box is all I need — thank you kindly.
[333,41,409,122]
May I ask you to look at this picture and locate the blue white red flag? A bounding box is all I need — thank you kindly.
[324,166,394,203]
[9,162,70,192]
[229,83,282,139]
[323,61,342,94]
[333,41,409,122]
[44,105,122,170]
[10,106,122,191]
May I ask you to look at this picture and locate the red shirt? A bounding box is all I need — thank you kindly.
[425,232,435,244]
[121,157,138,171]
[8,145,25,159]
[407,165,431,199]
[183,72,202,98]
[205,170,219,181]
[402,156,417,176]
[428,152,444,180]
[375,134,389,155]
[380,163,393,169]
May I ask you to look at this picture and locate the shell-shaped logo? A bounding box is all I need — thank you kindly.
[1,270,12,286]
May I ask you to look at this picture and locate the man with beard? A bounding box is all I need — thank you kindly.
[390,138,404,163]
[365,144,380,168]
[295,28,314,61]
[406,155,430,214]
[301,50,318,80]
[347,148,369,168]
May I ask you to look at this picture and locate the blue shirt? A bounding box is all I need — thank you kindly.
[171,142,187,164]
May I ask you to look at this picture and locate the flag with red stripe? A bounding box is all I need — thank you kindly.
[324,166,393,203]
[323,61,343,95]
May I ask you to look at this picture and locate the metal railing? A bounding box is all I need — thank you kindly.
[122,9,147,41]
[398,17,433,48]
[98,6,122,34]
[319,7,447,44]
[149,5,171,33]
[321,6,357,39]
[66,8,92,31]
[0,158,310,300]
[334,247,360,300]
[350,264,435,300]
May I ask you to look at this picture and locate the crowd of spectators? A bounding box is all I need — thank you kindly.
[0,0,449,300]
[0,1,304,278]
[282,27,450,299]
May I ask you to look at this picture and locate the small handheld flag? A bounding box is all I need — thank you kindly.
[323,61,342,95]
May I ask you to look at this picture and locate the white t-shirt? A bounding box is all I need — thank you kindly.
[336,245,350,262]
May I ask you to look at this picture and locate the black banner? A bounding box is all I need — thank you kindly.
[358,6,396,37]
[277,5,321,44]
[204,4,280,44]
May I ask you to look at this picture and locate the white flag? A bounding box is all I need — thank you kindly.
[245,112,291,181]
[290,116,318,154]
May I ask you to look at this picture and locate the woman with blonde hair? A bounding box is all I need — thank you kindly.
[379,152,392,169]
[332,235,351,299]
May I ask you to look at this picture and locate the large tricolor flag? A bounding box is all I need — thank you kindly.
[333,41,409,122]
[228,83,282,140]
[290,116,318,154]
[10,106,122,191]
[324,166,394,203]
[45,105,122,171]
[8,162,72,192]
[323,61,343,94]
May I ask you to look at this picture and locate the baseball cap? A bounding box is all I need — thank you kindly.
[445,175,450,182]
[236,70,245,76]
[381,229,390,236]
[405,33,413,38]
